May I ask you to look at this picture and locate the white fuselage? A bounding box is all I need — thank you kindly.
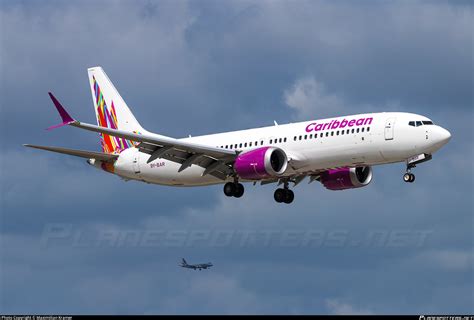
[98,112,451,186]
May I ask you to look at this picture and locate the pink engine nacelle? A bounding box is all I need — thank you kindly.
[320,167,373,190]
[234,146,288,180]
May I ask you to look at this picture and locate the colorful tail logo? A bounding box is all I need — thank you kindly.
[93,76,138,153]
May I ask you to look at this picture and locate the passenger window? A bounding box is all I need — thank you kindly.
[351,129,355,134]
[309,134,313,139]
[336,131,339,135]
[244,143,247,147]
[320,133,323,138]
[261,141,263,145]
[270,139,272,144]
[284,137,287,142]
[299,136,302,140]
[367,127,370,132]
[294,136,297,141]
[357,128,360,133]
[249,142,252,147]
[331,131,334,136]
[326,132,329,137]
[341,130,344,135]
[346,129,350,134]
[304,135,307,140]
[279,138,282,143]
[361,128,365,132]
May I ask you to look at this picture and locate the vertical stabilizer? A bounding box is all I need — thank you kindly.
[87,66,145,154]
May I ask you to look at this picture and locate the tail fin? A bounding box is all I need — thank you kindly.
[182,258,188,265]
[87,66,145,154]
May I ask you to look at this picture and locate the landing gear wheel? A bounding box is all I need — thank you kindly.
[403,173,415,183]
[224,182,236,196]
[283,189,294,204]
[234,183,244,198]
[403,173,411,183]
[274,188,286,203]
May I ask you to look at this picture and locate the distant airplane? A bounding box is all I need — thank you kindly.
[25,67,451,204]
[180,258,213,271]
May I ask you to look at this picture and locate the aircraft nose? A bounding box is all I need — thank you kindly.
[433,126,451,146]
[439,127,451,144]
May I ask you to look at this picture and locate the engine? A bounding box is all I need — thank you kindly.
[234,147,288,180]
[319,166,373,190]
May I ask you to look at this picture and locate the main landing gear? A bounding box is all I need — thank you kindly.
[223,181,244,198]
[223,179,295,203]
[274,181,294,204]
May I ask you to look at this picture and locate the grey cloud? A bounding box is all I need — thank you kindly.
[1,0,473,315]
[325,299,374,315]
[284,76,346,119]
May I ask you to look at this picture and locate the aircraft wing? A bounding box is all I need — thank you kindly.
[259,169,326,187]
[72,122,236,179]
[24,144,118,162]
[47,93,237,180]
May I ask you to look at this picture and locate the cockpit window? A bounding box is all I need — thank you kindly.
[409,120,434,127]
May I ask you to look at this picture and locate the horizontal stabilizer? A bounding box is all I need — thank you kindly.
[24,144,118,162]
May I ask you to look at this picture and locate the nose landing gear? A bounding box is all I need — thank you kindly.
[403,171,415,183]
[403,163,416,183]
[274,181,294,204]
[403,153,432,183]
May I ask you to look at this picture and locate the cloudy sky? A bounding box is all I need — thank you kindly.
[1,0,473,314]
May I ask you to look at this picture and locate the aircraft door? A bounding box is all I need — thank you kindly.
[133,149,141,175]
[384,118,396,140]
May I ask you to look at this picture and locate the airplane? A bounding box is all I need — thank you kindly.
[24,66,452,204]
[179,258,213,271]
